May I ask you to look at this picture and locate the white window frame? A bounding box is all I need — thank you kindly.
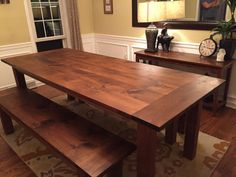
[24,0,71,52]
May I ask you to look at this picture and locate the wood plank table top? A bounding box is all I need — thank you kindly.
[2,48,224,130]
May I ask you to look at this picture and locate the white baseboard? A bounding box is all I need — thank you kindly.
[81,33,96,53]
[0,79,37,91]
[226,95,236,109]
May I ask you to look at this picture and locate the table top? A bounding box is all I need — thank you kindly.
[135,50,234,69]
[2,48,224,130]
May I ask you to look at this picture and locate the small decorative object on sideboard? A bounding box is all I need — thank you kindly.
[212,21,236,60]
[0,0,10,4]
[157,24,174,52]
[199,36,217,57]
[216,49,226,62]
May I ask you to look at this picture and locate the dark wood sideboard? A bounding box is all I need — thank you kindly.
[135,50,234,112]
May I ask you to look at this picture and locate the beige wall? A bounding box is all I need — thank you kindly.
[0,0,93,47]
[0,0,30,46]
[93,0,212,43]
[78,0,94,34]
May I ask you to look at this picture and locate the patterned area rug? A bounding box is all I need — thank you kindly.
[0,95,230,177]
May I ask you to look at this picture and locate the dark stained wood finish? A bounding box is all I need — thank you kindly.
[135,50,233,69]
[106,163,122,177]
[13,68,27,89]
[183,102,202,159]
[2,49,224,129]
[0,109,14,135]
[137,123,156,177]
[2,49,224,177]
[178,114,187,134]
[0,136,37,177]
[0,89,135,177]
[1,86,236,177]
[135,50,234,112]
[165,119,178,145]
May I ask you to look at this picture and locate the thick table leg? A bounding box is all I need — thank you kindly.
[137,123,156,177]
[178,114,186,134]
[165,119,177,145]
[13,68,27,89]
[67,94,75,101]
[107,162,122,177]
[0,109,14,135]
[183,101,202,160]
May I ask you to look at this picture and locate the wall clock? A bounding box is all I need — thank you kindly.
[199,37,217,57]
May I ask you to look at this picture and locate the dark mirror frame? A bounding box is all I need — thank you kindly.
[132,0,219,30]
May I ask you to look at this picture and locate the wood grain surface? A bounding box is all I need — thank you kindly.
[2,49,224,130]
[0,89,135,177]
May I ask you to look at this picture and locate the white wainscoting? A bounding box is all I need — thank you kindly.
[0,42,36,90]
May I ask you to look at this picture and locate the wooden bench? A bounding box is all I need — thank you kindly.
[0,136,37,177]
[0,89,136,177]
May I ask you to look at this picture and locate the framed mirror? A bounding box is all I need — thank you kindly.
[132,0,227,30]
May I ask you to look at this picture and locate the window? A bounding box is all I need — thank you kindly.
[29,0,67,52]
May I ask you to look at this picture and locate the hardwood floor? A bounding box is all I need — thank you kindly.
[201,108,236,177]
[0,85,236,177]
[0,136,36,177]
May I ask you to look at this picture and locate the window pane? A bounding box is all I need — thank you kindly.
[51,4,60,19]
[53,20,63,35]
[35,22,45,38]
[41,3,52,19]
[45,21,54,37]
[32,8,42,20]
[31,0,39,2]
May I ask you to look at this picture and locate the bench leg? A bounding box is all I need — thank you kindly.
[107,162,122,177]
[0,109,14,135]
[165,119,177,145]
[183,102,202,160]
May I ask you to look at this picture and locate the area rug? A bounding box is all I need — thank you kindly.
[0,95,230,177]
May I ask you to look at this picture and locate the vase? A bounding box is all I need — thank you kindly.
[219,39,236,60]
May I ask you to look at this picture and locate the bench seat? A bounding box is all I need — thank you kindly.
[0,89,136,177]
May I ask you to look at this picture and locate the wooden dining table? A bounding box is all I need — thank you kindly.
[2,48,224,177]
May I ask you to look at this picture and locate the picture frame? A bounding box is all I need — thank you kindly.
[199,0,226,22]
[0,0,10,4]
[103,0,113,14]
